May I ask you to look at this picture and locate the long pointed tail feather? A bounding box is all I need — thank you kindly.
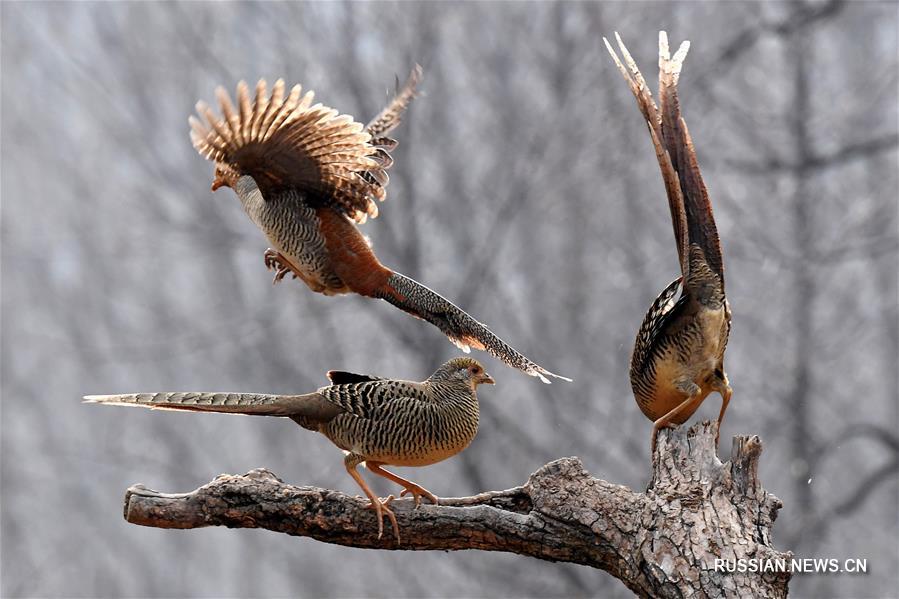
[604,32,690,279]
[605,32,724,290]
[657,31,724,284]
[375,272,571,383]
[83,392,341,421]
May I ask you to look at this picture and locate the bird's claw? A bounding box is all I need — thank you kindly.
[271,266,292,285]
[399,485,438,508]
[365,495,400,543]
[263,249,298,285]
[263,248,280,270]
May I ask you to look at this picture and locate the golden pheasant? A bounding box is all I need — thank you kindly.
[189,67,568,384]
[85,357,494,542]
[605,33,732,452]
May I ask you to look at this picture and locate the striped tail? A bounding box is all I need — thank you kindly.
[605,32,725,299]
[83,392,318,418]
[657,32,724,287]
[375,272,571,384]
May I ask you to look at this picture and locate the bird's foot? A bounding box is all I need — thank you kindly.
[263,249,299,285]
[399,484,438,508]
[364,494,400,543]
[651,422,677,454]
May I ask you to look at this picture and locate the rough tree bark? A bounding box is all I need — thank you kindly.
[123,421,790,597]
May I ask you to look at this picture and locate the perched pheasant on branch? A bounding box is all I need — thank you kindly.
[85,357,495,542]
[605,33,733,452]
[189,67,568,384]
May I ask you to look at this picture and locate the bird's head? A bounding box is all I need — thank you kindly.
[430,357,495,389]
[211,163,240,192]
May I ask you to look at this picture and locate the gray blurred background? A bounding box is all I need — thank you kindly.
[2,1,897,597]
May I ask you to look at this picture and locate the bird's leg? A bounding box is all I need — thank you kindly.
[715,384,733,447]
[263,249,300,285]
[367,462,439,508]
[344,454,400,543]
[651,381,704,454]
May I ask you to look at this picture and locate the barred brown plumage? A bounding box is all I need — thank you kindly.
[189,67,569,383]
[605,32,733,453]
[84,357,494,543]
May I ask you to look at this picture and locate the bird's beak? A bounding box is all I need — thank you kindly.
[211,177,226,192]
[479,373,496,385]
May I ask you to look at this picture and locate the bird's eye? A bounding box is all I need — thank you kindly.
[471,367,480,374]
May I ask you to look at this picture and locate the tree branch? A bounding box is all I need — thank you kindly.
[122,422,790,598]
[726,133,899,175]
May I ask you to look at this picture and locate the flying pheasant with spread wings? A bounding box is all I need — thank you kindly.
[604,33,732,451]
[189,67,568,384]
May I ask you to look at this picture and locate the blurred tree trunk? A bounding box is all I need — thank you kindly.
[787,21,816,540]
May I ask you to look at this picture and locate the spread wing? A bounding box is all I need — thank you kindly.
[355,65,422,192]
[189,79,389,223]
[365,64,422,146]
